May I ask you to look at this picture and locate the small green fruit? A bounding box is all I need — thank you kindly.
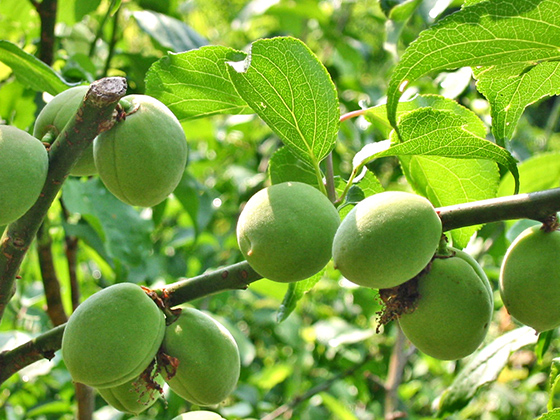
[62,283,165,388]
[94,95,188,207]
[0,125,48,225]
[33,85,97,176]
[332,191,442,289]
[171,412,225,420]
[398,248,493,360]
[162,308,240,406]
[236,181,340,282]
[97,369,163,414]
[500,225,560,332]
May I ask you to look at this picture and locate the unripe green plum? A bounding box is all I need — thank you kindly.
[62,283,165,388]
[33,85,97,176]
[97,369,163,414]
[236,181,340,282]
[332,191,442,289]
[171,412,225,420]
[500,225,560,332]
[162,308,240,406]
[94,95,188,207]
[398,248,493,360]
[0,125,48,225]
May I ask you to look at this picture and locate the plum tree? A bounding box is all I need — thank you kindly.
[236,181,340,282]
[161,308,240,406]
[332,191,442,289]
[0,125,49,226]
[499,225,560,332]
[398,247,493,360]
[33,85,97,176]
[94,94,188,207]
[61,283,165,388]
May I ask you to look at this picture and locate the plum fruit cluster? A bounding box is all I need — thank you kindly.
[34,86,188,208]
[235,188,500,360]
[61,283,240,415]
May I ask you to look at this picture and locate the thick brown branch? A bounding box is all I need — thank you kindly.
[34,0,58,66]
[0,77,127,322]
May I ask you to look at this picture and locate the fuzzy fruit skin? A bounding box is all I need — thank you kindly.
[94,94,188,207]
[162,308,240,406]
[61,283,165,388]
[0,125,48,225]
[499,225,560,332]
[236,181,340,282]
[332,191,442,289]
[33,85,97,176]
[171,412,225,420]
[97,371,162,414]
[398,248,493,360]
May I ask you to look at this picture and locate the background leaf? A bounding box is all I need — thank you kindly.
[386,0,560,128]
[227,36,339,166]
[277,269,325,323]
[437,326,538,415]
[498,152,560,196]
[132,10,208,52]
[145,46,251,120]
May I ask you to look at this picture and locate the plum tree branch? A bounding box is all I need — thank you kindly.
[0,77,127,322]
[2,187,560,384]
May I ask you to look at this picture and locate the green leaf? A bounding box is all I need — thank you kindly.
[62,178,154,271]
[549,358,560,410]
[227,36,339,166]
[277,269,325,323]
[537,330,554,365]
[0,41,70,95]
[377,108,519,194]
[320,392,360,420]
[132,10,208,52]
[535,409,560,420]
[268,147,318,186]
[381,0,424,21]
[173,172,216,237]
[387,0,560,128]
[145,46,252,120]
[365,94,484,138]
[437,326,538,415]
[498,152,560,197]
[475,61,560,146]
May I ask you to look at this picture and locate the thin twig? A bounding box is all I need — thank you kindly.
[384,326,411,420]
[37,222,68,326]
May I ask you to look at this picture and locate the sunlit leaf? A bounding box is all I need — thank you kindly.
[387,0,560,129]
[145,46,251,120]
[0,41,70,95]
[227,36,339,166]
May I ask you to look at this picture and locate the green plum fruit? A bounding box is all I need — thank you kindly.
[33,85,97,176]
[62,283,165,388]
[332,191,442,289]
[236,181,340,282]
[171,412,225,420]
[94,94,188,207]
[0,125,48,225]
[162,308,240,406]
[97,369,163,414]
[499,225,560,332]
[398,247,493,360]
